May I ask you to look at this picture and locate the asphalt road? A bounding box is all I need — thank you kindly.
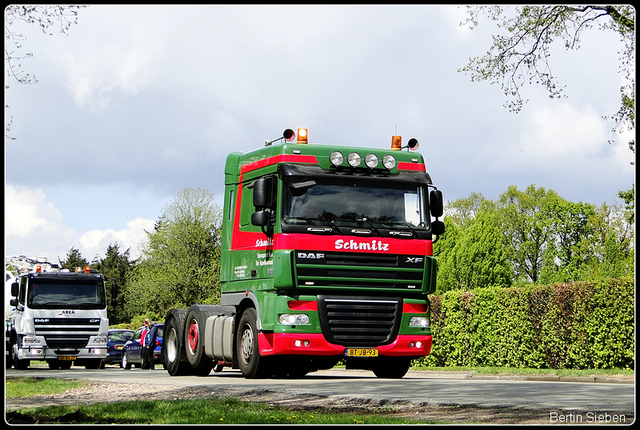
[6,364,635,417]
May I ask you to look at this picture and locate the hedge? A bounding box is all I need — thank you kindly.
[418,279,634,370]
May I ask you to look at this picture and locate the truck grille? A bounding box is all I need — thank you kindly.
[34,318,101,349]
[317,296,402,346]
[295,251,424,291]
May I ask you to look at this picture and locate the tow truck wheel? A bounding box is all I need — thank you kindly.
[12,345,29,370]
[184,307,213,376]
[237,308,271,379]
[164,311,192,376]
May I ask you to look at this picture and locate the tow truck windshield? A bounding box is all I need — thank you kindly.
[282,179,429,236]
[27,279,106,309]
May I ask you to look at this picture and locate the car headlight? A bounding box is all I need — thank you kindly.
[279,314,310,325]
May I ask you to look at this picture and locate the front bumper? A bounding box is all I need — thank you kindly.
[259,333,432,357]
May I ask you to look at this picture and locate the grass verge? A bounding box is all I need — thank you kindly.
[5,377,427,424]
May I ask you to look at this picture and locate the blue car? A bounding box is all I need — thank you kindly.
[121,324,163,369]
[100,329,134,368]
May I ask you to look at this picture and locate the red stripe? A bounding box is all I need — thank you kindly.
[397,162,426,171]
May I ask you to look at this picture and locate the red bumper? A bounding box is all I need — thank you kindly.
[259,333,432,357]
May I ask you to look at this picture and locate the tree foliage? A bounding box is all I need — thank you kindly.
[93,244,135,325]
[459,5,635,154]
[58,247,88,271]
[125,188,223,317]
[435,184,635,292]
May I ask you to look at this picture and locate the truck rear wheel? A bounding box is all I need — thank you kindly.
[184,307,213,376]
[164,310,192,376]
[237,308,271,379]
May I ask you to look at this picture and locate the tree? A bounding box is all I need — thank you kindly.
[125,188,223,317]
[93,244,135,325]
[495,185,561,284]
[435,200,511,293]
[4,5,85,138]
[459,5,635,155]
[58,247,88,271]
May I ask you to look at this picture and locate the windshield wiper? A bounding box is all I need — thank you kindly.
[388,222,419,238]
[300,217,344,235]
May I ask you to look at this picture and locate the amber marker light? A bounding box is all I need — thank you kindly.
[297,128,308,144]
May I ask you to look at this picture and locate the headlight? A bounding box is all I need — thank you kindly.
[347,152,361,167]
[330,151,344,166]
[383,154,396,169]
[279,314,310,325]
[93,336,107,344]
[365,153,378,168]
[409,316,430,328]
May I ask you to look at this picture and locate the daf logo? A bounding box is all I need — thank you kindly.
[34,318,49,323]
[90,319,100,323]
[297,252,325,260]
[406,257,424,264]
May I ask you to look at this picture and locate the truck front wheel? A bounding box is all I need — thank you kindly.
[372,358,411,379]
[237,308,271,379]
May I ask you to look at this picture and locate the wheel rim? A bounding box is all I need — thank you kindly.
[166,327,178,363]
[240,326,254,364]
[188,320,199,355]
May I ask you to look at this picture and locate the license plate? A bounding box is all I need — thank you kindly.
[116,345,123,350]
[345,348,378,357]
[59,356,76,361]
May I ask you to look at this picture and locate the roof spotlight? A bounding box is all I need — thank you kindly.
[365,153,378,168]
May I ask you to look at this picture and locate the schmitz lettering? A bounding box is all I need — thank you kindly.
[334,239,390,251]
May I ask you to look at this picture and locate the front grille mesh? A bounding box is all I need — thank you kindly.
[34,318,101,349]
[317,296,402,346]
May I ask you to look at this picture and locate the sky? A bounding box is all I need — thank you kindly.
[4,5,635,266]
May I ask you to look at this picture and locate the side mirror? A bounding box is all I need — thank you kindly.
[10,298,18,307]
[11,281,18,297]
[429,190,443,218]
[251,210,270,227]
[431,220,445,236]
[253,177,273,210]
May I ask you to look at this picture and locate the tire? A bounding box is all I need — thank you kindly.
[163,310,192,376]
[122,352,132,369]
[184,306,213,376]
[372,358,411,379]
[236,308,271,379]
[12,345,29,370]
[85,360,101,369]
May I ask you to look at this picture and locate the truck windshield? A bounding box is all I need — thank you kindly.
[282,180,428,232]
[27,279,106,310]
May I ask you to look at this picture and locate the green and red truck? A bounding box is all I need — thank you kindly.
[163,128,445,378]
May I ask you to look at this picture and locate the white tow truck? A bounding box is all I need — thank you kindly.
[6,261,110,370]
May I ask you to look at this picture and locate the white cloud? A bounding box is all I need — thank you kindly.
[518,102,608,161]
[78,218,155,260]
[5,185,154,262]
[5,185,70,238]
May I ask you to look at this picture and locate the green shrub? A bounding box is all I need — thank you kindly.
[419,279,633,370]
